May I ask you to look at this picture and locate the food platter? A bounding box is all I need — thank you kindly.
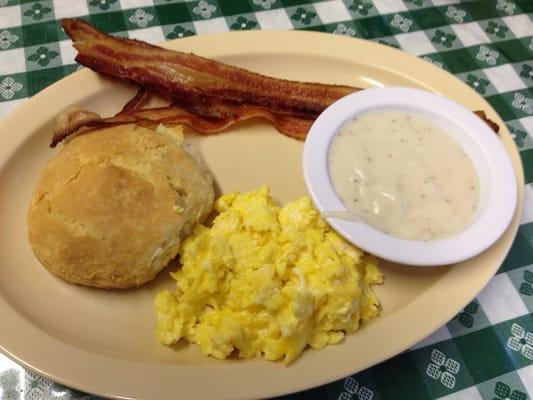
[0,30,524,400]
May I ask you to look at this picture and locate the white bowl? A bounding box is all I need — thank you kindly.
[302,87,518,266]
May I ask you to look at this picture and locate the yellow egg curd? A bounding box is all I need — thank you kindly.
[154,186,383,365]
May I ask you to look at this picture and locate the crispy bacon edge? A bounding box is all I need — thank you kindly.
[50,99,314,147]
[60,18,358,116]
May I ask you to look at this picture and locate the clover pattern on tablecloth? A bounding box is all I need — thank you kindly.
[445,6,466,23]
[519,64,533,81]
[337,376,374,400]
[27,46,59,67]
[230,16,257,31]
[37,382,99,400]
[166,25,194,39]
[426,349,461,389]
[89,0,117,11]
[290,7,317,25]
[390,14,412,32]
[24,370,54,400]
[129,9,154,28]
[349,1,373,16]
[23,3,52,21]
[466,74,490,95]
[494,381,528,400]
[431,29,456,48]
[0,30,18,50]
[0,77,23,100]
[476,45,500,66]
[453,300,479,328]
[512,93,533,115]
[253,0,276,10]
[509,126,528,148]
[0,368,21,400]
[485,21,509,38]
[507,323,533,360]
[333,23,356,37]
[496,0,516,15]
[519,270,533,295]
[193,0,216,19]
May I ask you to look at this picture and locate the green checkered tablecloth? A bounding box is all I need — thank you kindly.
[0,0,532,399]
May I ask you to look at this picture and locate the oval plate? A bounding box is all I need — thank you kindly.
[0,31,524,400]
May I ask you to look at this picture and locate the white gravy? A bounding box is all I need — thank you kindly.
[328,110,479,240]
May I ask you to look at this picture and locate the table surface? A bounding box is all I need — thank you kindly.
[0,0,532,399]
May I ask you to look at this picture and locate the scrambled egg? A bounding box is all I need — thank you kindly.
[155,186,383,364]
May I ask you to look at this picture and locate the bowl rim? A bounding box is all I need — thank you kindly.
[302,87,518,266]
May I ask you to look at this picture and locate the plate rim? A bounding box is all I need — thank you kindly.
[0,29,524,400]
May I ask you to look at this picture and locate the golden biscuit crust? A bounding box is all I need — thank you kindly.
[27,124,214,288]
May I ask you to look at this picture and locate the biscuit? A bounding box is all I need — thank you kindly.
[27,124,214,288]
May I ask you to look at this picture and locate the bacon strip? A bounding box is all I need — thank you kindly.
[50,103,313,147]
[61,18,358,116]
[56,19,499,147]
[115,105,312,137]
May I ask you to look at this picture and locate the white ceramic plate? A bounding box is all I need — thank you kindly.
[0,31,524,400]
